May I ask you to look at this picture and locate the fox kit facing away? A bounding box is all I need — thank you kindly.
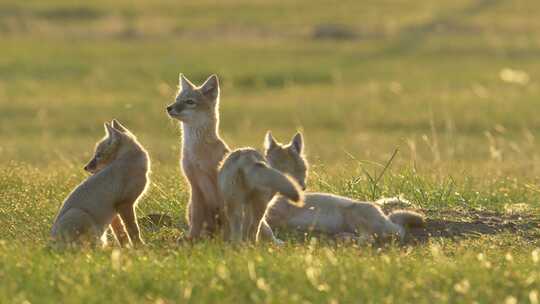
[50,120,150,247]
[218,145,303,243]
[167,74,230,239]
[259,132,425,244]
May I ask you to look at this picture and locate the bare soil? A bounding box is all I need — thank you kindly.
[407,208,540,243]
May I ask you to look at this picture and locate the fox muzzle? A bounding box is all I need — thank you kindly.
[84,158,97,173]
[166,104,185,117]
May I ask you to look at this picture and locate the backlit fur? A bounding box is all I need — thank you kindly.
[51,120,150,248]
[218,146,302,243]
[259,133,425,244]
[167,74,230,239]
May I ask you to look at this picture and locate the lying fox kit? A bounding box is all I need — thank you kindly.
[167,74,229,239]
[260,133,424,244]
[266,194,425,243]
[50,120,150,247]
[218,146,303,243]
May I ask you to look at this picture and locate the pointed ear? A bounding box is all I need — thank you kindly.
[264,131,278,151]
[200,74,219,100]
[104,122,121,142]
[290,132,303,154]
[111,119,129,133]
[179,73,195,92]
[104,122,113,136]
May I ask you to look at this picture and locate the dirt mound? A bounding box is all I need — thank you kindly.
[406,208,540,242]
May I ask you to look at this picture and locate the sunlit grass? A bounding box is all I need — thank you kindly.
[1,0,540,302]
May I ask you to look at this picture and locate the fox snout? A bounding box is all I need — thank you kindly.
[84,158,97,173]
[166,104,183,118]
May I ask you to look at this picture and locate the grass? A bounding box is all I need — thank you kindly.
[1,0,540,303]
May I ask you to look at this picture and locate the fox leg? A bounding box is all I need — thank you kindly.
[247,202,267,242]
[110,214,131,247]
[196,174,223,235]
[187,187,206,240]
[243,204,254,241]
[224,200,244,243]
[117,204,144,246]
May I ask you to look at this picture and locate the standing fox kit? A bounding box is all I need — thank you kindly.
[218,144,303,243]
[260,133,425,243]
[50,120,150,247]
[167,74,229,239]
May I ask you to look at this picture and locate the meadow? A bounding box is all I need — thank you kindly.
[1,0,540,303]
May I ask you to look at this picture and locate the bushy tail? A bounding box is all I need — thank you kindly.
[388,210,425,228]
[245,163,303,205]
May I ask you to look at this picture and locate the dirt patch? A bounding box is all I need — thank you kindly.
[404,208,540,243]
[376,199,540,242]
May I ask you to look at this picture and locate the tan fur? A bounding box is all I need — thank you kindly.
[265,193,425,243]
[254,132,308,243]
[259,133,425,244]
[218,147,302,243]
[50,120,150,248]
[167,74,229,239]
[264,132,308,190]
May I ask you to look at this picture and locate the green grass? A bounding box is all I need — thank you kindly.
[1,0,540,303]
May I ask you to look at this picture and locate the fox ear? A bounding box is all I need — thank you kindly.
[111,119,129,133]
[264,131,278,151]
[290,132,303,154]
[179,73,195,92]
[104,122,113,136]
[104,122,121,142]
[200,74,219,100]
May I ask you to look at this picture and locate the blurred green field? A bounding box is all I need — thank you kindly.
[1,0,540,303]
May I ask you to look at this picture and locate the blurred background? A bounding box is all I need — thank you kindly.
[1,0,539,180]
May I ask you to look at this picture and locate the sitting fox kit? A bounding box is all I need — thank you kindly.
[261,132,425,243]
[50,120,150,247]
[218,146,303,243]
[167,74,230,239]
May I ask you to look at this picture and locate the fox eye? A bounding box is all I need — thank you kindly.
[185,99,195,105]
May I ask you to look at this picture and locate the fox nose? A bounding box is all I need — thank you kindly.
[166,105,173,112]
